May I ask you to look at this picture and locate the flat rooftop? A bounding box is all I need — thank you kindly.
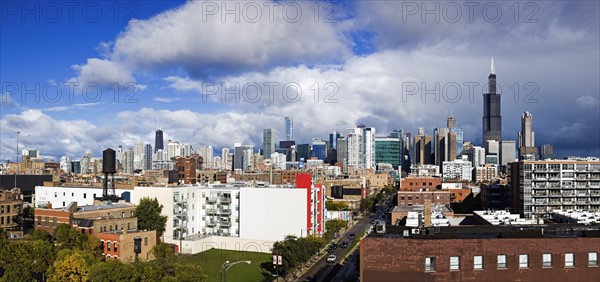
[76,203,135,212]
[367,224,600,239]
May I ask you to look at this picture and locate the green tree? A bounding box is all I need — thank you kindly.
[325,201,349,211]
[134,197,168,235]
[0,263,33,282]
[30,240,56,280]
[89,260,135,282]
[163,263,208,282]
[47,249,96,282]
[30,229,53,242]
[81,235,104,259]
[130,261,162,281]
[55,223,83,250]
[151,243,176,276]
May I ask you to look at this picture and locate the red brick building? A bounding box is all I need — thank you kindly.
[400,176,442,191]
[397,191,451,207]
[360,225,600,281]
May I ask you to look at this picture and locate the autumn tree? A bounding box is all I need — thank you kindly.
[134,197,168,235]
[47,249,97,282]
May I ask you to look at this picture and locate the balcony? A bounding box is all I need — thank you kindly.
[548,201,562,205]
[562,192,575,197]
[221,209,232,215]
[220,197,232,204]
[206,209,218,215]
[535,200,548,205]
[206,221,217,227]
[206,198,218,204]
[220,220,232,227]
[548,193,561,197]
[534,192,547,197]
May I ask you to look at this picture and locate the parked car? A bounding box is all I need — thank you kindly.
[327,255,337,263]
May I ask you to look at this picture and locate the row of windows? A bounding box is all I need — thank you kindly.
[0,216,12,225]
[37,216,58,227]
[102,240,118,253]
[425,252,599,272]
[99,223,132,232]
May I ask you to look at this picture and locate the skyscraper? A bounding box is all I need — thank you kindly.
[414,127,432,165]
[263,129,275,158]
[519,111,538,159]
[539,144,554,160]
[482,57,502,151]
[155,129,164,153]
[285,116,293,141]
[143,144,152,170]
[329,131,341,150]
[347,125,376,169]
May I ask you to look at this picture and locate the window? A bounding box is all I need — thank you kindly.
[565,253,574,267]
[543,253,552,267]
[144,237,148,246]
[107,242,111,250]
[450,256,460,270]
[497,255,507,269]
[114,243,117,252]
[519,254,528,268]
[45,217,49,227]
[84,193,86,199]
[589,252,598,267]
[37,216,41,226]
[474,255,483,270]
[53,217,57,227]
[425,257,436,272]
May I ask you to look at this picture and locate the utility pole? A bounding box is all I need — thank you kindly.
[15,131,20,189]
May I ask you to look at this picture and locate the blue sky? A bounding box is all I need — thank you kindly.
[1,0,599,160]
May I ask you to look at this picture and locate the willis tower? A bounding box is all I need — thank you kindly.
[482,57,502,151]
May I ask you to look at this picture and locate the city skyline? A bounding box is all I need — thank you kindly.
[1,1,599,160]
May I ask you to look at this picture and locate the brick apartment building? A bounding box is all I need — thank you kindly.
[361,225,600,281]
[0,188,22,230]
[97,229,158,262]
[34,201,137,236]
[400,176,442,191]
[397,191,452,208]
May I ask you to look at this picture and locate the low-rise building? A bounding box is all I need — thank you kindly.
[552,210,600,225]
[360,225,600,281]
[97,229,158,262]
[0,188,22,230]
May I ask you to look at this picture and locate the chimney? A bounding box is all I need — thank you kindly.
[424,199,432,228]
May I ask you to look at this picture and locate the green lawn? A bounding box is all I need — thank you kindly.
[179,248,273,282]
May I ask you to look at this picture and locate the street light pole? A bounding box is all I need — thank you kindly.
[220,260,251,282]
[15,131,20,189]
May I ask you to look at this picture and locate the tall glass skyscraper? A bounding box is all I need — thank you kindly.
[155,129,164,153]
[285,116,293,141]
[263,128,275,158]
[482,57,502,150]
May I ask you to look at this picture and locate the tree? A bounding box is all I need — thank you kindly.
[30,229,53,242]
[81,235,104,259]
[47,249,96,282]
[89,260,135,282]
[325,201,349,211]
[134,197,167,235]
[163,263,208,282]
[30,240,56,280]
[151,243,176,276]
[55,223,83,250]
[0,263,33,282]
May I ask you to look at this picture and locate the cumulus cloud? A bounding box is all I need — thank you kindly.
[576,95,599,109]
[68,58,145,92]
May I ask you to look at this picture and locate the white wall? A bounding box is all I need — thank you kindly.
[35,186,134,208]
[239,187,308,241]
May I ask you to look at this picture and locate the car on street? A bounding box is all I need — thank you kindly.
[327,255,337,263]
[348,233,356,239]
[340,241,348,248]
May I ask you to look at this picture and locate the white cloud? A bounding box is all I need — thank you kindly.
[576,95,599,109]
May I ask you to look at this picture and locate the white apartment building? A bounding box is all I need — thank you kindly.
[509,159,600,219]
[442,156,473,181]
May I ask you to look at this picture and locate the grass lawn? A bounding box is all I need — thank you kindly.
[179,248,273,282]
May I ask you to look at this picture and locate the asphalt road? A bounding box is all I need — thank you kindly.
[297,195,394,282]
